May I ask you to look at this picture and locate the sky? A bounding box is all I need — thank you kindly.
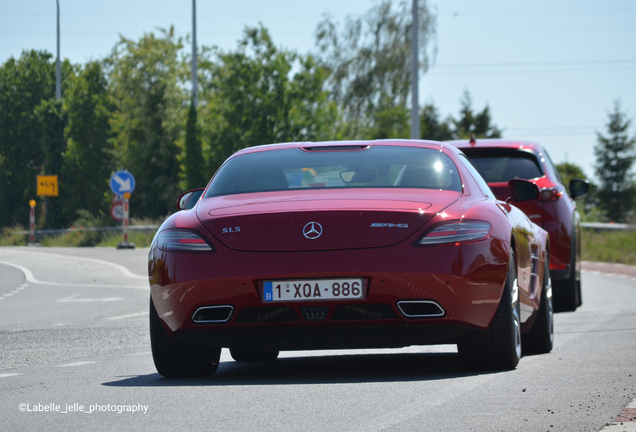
[1,0,635,182]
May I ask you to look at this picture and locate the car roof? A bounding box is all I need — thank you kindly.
[447,138,544,154]
[230,139,455,157]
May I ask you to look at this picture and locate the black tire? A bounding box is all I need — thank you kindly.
[457,250,521,371]
[553,244,581,312]
[150,297,221,378]
[230,348,279,362]
[522,254,554,354]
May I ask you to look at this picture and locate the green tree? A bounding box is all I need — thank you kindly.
[60,61,114,225]
[200,25,338,172]
[556,162,602,222]
[36,98,66,228]
[555,162,587,189]
[420,102,453,141]
[314,0,437,138]
[594,100,636,222]
[183,101,206,189]
[107,28,186,219]
[368,100,409,139]
[0,51,62,228]
[452,90,502,139]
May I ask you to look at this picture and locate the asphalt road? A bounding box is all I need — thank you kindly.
[0,246,635,432]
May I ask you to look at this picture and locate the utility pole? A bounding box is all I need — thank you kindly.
[410,0,420,139]
[55,0,61,99]
[192,0,198,107]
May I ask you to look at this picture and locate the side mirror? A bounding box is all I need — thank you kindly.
[176,188,204,211]
[569,178,589,199]
[508,179,541,202]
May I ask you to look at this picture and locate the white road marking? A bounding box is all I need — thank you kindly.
[0,260,146,290]
[4,250,148,280]
[0,282,27,300]
[106,311,148,320]
[600,424,636,431]
[0,373,20,378]
[57,293,123,303]
[56,361,97,368]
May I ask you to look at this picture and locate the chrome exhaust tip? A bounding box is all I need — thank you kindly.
[192,305,234,324]
[396,300,445,318]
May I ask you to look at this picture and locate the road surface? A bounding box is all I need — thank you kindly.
[0,247,635,431]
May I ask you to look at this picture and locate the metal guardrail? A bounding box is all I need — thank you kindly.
[581,222,634,231]
[14,225,160,236]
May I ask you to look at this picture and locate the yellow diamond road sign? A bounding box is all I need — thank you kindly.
[37,175,58,197]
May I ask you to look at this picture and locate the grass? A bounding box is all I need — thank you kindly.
[581,228,636,265]
[0,226,27,246]
[36,229,156,248]
[94,230,156,248]
[0,216,159,248]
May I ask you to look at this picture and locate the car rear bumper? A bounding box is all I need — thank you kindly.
[149,237,511,347]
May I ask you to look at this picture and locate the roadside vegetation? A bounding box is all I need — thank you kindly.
[0,228,155,248]
[38,228,155,248]
[581,228,636,265]
[0,216,159,248]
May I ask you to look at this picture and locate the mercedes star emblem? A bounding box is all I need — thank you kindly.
[303,222,323,239]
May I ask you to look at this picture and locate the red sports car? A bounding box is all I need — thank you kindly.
[148,140,552,377]
[449,138,589,312]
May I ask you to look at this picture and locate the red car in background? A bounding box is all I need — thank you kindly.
[149,139,553,377]
[450,138,589,312]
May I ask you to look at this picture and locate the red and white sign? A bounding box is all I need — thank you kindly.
[110,204,124,221]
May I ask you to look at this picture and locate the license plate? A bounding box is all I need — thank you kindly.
[263,279,363,302]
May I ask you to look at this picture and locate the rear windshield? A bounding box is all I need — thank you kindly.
[462,149,544,183]
[204,146,462,197]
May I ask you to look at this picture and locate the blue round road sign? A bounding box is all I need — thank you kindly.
[110,170,136,195]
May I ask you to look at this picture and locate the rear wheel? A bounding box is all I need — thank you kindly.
[150,297,221,378]
[458,250,521,371]
[230,348,279,362]
[522,254,554,354]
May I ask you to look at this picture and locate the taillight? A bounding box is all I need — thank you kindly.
[541,187,563,202]
[156,229,215,252]
[415,221,491,246]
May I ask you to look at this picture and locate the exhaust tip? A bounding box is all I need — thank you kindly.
[396,300,445,319]
[192,305,234,324]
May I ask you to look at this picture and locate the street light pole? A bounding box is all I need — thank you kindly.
[55,0,61,99]
[410,0,420,140]
[192,0,198,107]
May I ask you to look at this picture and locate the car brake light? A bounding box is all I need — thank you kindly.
[156,229,215,252]
[541,187,563,202]
[415,221,491,246]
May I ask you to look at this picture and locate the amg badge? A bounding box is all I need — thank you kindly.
[370,223,409,228]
